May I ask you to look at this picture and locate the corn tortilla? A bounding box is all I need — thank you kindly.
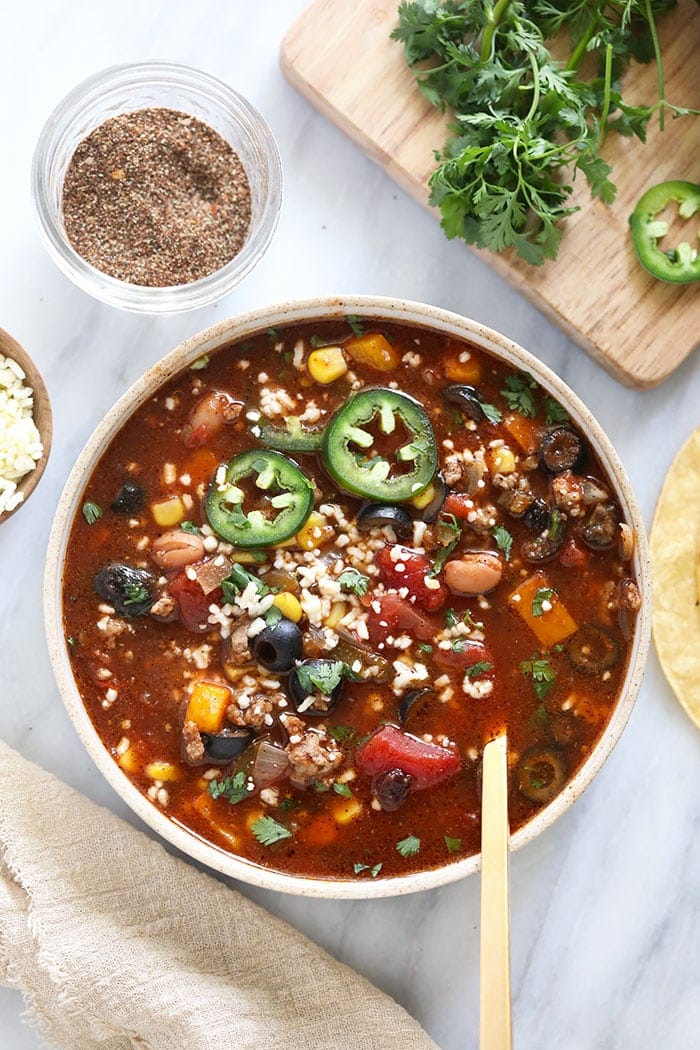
[650,427,700,728]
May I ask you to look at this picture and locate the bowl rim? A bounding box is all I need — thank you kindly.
[30,60,283,314]
[0,328,53,525]
[44,295,651,899]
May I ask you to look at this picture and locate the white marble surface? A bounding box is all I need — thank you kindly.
[1,1,699,1046]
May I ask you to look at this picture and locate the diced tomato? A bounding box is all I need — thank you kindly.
[376,545,447,611]
[434,639,494,674]
[442,493,474,520]
[366,593,434,644]
[170,572,221,632]
[356,725,461,790]
[559,538,588,568]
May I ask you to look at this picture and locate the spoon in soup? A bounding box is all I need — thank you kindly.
[479,733,512,1050]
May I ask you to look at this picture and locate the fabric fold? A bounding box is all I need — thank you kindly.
[0,740,437,1050]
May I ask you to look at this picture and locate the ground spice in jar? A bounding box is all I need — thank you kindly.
[62,107,251,287]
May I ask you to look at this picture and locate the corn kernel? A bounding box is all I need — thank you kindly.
[411,481,437,510]
[272,591,303,623]
[487,446,516,474]
[145,761,180,782]
[333,798,363,825]
[151,496,185,527]
[118,746,138,773]
[308,346,348,384]
[296,511,335,551]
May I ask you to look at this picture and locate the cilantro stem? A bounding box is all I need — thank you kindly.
[597,43,613,147]
[480,0,513,61]
[644,0,665,131]
[565,12,601,73]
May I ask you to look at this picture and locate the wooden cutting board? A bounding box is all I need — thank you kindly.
[281,0,699,387]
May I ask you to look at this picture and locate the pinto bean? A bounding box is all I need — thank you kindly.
[184,391,243,448]
[444,552,503,596]
[151,529,205,570]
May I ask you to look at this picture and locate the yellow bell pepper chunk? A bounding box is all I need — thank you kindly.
[296,511,335,551]
[332,798,363,825]
[145,761,180,782]
[151,496,185,527]
[185,681,232,734]
[308,346,348,384]
[345,333,400,372]
[118,745,139,773]
[508,572,578,647]
[443,354,482,384]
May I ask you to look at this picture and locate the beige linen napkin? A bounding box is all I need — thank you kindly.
[0,740,437,1050]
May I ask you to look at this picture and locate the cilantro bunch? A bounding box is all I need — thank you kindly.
[392,0,695,264]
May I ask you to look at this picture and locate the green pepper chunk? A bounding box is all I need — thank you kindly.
[256,416,325,453]
[322,388,437,502]
[629,180,700,284]
[205,450,313,548]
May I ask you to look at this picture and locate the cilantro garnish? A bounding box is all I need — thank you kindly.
[532,587,556,617]
[501,374,538,418]
[264,605,283,627]
[190,354,210,371]
[267,328,282,341]
[208,771,248,805]
[312,781,331,793]
[520,653,556,701]
[418,642,433,654]
[480,401,502,424]
[251,815,292,846]
[309,334,328,348]
[444,835,462,854]
[123,582,151,607]
[492,524,513,561]
[333,782,353,799]
[346,315,364,338]
[353,861,383,878]
[544,398,570,426]
[82,501,103,525]
[396,835,421,858]
[328,724,357,745]
[180,520,201,535]
[296,661,352,697]
[463,660,494,679]
[278,797,299,811]
[445,608,458,628]
[221,564,271,605]
[338,568,370,597]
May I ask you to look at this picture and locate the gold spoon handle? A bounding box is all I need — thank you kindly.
[480,734,512,1050]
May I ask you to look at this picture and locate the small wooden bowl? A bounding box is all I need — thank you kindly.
[0,328,53,525]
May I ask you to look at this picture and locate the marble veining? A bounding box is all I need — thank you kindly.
[1,1,699,1047]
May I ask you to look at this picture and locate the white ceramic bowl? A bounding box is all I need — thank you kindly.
[44,296,651,898]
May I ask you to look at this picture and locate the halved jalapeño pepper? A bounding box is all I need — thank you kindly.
[205,449,313,548]
[629,180,700,284]
[321,388,437,502]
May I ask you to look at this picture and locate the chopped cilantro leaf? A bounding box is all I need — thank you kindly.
[346,315,364,338]
[544,398,570,425]
[267,328,282,341]
[328,724,357,745]
[82,501,103,525]
[396,835,421,858]
[418,643,434,654]
[444,835,462,853]
[221,565,270,605]
[333,782,353,799]
[445,608,458,628]
[180,520,201,535]
[264,605,283,627]
[278,797,298,811]
[309,334,328,348]
[190,354,210,371]
[501,374,538,418]
[296,660,350,697]
[480,401,502,424]
[251,815,292,846]
[208,771,248,805]
[492,525,513,561]
[123,581,151,607]
[520,653,556,701]
[312,781,331,793]
[338,568,370,597]
[353,861,383,878]
[463,660,494,678]
[532,587,556,617]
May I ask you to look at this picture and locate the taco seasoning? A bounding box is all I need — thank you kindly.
[61,108,251,287]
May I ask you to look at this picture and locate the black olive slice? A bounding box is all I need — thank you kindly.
[521,497,551,533]
[516,747,567,804]
[111,482,146,515]
[201,728,255,763]
[372,768,414,811]
[357,503,413,538]
[539,427,585,474]
[417,474,448,523]
[567,624,619,675]
[580,502,618,551]
[521,510,566,563]
[251,619,303,673]
[397,687,432,726]
[444,385,485,422]
[93,563,156,617]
